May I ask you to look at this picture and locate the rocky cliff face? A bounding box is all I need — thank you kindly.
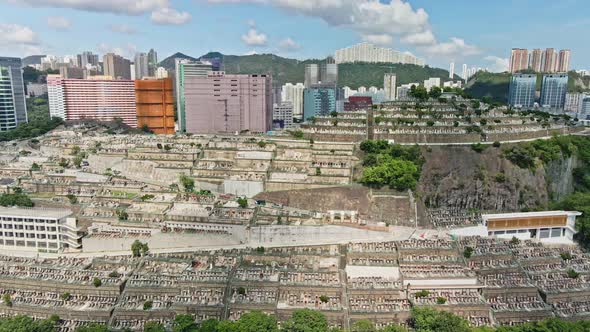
[417,145,576,212]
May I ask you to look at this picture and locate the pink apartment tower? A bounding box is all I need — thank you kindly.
[47,75,137,127]
[183,72,272,134]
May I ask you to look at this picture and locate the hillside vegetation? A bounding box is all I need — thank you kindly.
[159,52,460,87]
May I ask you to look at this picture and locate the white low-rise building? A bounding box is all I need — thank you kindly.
[0,207,82,253]
[452,211,582,245]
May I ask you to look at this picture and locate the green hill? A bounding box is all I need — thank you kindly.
[159,51,461,88]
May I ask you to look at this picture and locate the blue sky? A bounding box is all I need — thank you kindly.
[0,0,588,71]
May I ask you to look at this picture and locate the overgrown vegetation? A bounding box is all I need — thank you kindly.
[0,96,63,142]
[0,192,34,207]
[359,140,423,191]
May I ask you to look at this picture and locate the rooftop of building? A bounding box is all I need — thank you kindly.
[482,211,582,220]
[0,207,73,219]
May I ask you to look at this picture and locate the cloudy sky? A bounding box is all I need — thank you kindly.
[0,0,588,72]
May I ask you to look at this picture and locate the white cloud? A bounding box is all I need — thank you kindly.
[47,16,71,30]
[242,28,268,46]
[151,7,192,25]
[15,0,168,15]
[0,24,38,45]
[279,37,301,51]
[361,34,393,46]
[420,37,481,57]
[0,24,41,57]
[207,0,479,58]
[484,55,509,73]
[109,24,138,34]
[97,43,137,58]
[401,30,435,46]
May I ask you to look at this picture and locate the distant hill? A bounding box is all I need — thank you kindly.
[465,71,590,103]
[158,52,198,71]
[159,51,461,88]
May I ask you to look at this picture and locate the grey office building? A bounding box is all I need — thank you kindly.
[580,95,590,120]
[304,64,319,88]
[540,73,568,109]
[0,57,27,131]
[508,74,536,108]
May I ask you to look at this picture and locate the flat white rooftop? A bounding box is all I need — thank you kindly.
[0,207,73,219]
[482,211,581,220]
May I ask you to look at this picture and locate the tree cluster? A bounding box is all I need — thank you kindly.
[359,140,424,191]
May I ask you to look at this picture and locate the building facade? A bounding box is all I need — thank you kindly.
[510,48,529,73]
[344,96,372,112]
[303,85,336,120]
[579,96,590,121]
[384,73,397,101]
[0,57,27,131]
[135,78,175,134]
[529,49,542,72]
[103,53,131,80]
[183,72,272,134]
[175,59,213,132]
[540,73,568,109]
[564,93,584,113]
[147,49,158,76]
[424,77,441,91]
[482,211,581,245]
[281,83,305,120]
[47,75,137,127]
[0,207,82,252]
[320,62,338,85]
[508,74,537,108]
[334,43,425,66]
[272,102,294,129]
[134,53,149,80]
[304,64,319,88]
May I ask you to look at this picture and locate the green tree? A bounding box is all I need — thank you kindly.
[144,322,166,332]
[237,197,248,208]
[131,240,149,257]
[179,174,195,192]
[234,311,278,332]
[92,278,102,287]
[197,319,219,332]
[351,320,376,332]
[428,86,442,99]
[380,324,409,332]
[281,309,328,332]
[173,314,197,332]
[411,307,470,332]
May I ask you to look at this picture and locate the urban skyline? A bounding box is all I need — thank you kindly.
[1,1,590,72]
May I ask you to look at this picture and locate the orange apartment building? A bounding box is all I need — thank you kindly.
[135,78,175,134]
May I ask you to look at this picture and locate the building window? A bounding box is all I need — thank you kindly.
[539,228,550,239]
[551,228,562,238]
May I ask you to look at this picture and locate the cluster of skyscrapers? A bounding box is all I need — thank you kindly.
[507,73,587,114]
[334,43,425,66]
[510,48,571,73]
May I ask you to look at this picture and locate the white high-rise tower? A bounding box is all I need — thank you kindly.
[449,62,455,79]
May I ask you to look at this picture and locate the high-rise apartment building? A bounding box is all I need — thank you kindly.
[103,53,131,79]
[334,43,425,66]
[542,48,558,73]
[540,73,568,109]
[580,96,590,120]
[135,78,175,134]
[272,102,294,129]
[303,85,336,120]
[134,53,149,80]
[529,49,543,72]
[281,83,305,120]
[47,75,137,127]
[59,67,84,79]
[510,48,529,73]
[424,77,441,92]
[304,64,320,88]
[0,57,27,131]
[77,51,99,69]
[183,72,272,134]
[449,62,455,79]
[175,59,214,132]
[320,58,338,85]
[462,64,468,80]
[508,74,537,108]
[558,49,571,73]
[384,73,397,101]
[564,93,584,113]
[147,49,158,76]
